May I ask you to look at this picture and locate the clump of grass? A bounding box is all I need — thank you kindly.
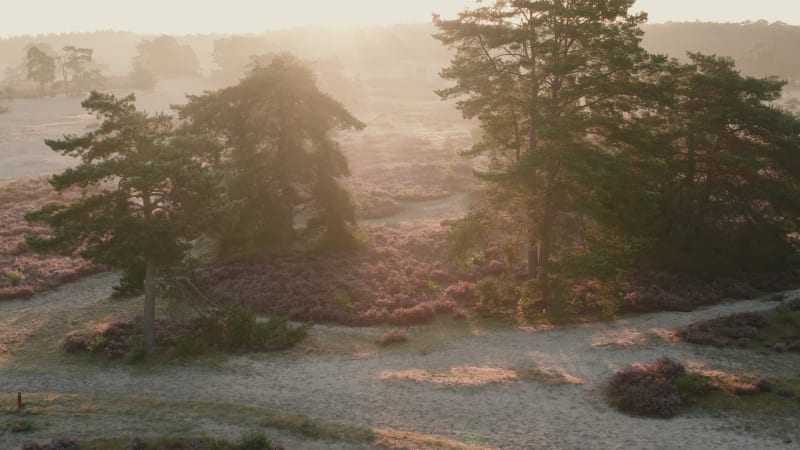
[377,328,408,346]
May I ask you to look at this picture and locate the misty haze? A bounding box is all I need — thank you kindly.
[1,1,800,449]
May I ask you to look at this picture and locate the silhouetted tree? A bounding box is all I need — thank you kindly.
[26,91,219,354]
[25,46,56,95]
[128,59,157,90]
[639,53,800,273]
[134,36,200,79]
[57,46,93,95]
[178,54,365,253]
[211,36,270,84]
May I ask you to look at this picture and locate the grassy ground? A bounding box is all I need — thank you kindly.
[1,393,486,450]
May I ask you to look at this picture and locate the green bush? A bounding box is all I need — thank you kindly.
[124,337,147,362]
[86,335,106,354]
[237,431,273,450]
[227,306,259,349]
[675,373,714,400]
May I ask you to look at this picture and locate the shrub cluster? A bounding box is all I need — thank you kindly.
[679,307,800,351]
[0,177,102,300]
[621,271,762,312]
[607,358,713,419]
[62,307,307,359]
[678,312,770,347]
[201,227,479,326]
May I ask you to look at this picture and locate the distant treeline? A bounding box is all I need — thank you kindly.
[642,21,800,82]
[2,21,799,82]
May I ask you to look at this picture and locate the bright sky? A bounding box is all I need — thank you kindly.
[1,0,799,36]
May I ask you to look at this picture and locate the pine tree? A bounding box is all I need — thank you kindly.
[26,46,56,96]
[434,0,649,303]
[644,53,800,273]
[177,53,365,253]
[26,91,219,354]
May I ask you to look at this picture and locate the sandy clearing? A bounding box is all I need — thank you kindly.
[1,275,799,449]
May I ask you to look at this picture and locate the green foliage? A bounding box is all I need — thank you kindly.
[425,280,440,293]
[337,292,353,309]
[203,306,308,353]
[86,335,106,354]
[434,0,653,301]
[436,1,800,291]
[4,268,25,286]
[24,91,220,353]
[445,212,488,266]
[178,53,365,254]
[675,373,714,401]
[476,276,517,314]
[634,53,800,274]
[124,336,147,363]
[236,431,273,450]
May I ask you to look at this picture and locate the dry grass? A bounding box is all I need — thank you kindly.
[590,328,652,349]
[375,428,493,450]
[514,366,585,386]
[379,367,519,387]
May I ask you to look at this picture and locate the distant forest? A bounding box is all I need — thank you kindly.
[1,21,800,83]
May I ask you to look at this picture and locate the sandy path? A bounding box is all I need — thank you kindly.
[1,277,799,449]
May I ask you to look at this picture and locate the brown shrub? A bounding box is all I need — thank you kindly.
[377,328,408,346]
[607,366,682,418]
[201,227,472,326]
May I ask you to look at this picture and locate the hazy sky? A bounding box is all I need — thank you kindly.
[1,1,799,36]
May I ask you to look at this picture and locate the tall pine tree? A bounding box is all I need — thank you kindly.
[26,91,219,354]
[435,0,649,303]
[177,54,365,253]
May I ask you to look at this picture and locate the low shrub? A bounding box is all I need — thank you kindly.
[674,373,714,400]
[653,356,686,379]
[201,227,472,326]
[607,366,682,418]
[679,307,800,351]
[62,307,308,360]
[607,358,714,419]
[377,328,408,346]
[237,431,274,450]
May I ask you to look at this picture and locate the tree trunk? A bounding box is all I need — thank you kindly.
[527,240,539,279]
[143,259,157,355]
[537,168,556,306]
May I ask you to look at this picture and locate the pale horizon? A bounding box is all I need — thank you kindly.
[1,0,799,37]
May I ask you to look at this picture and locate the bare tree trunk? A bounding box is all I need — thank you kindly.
[143,259,157,355]
[538,168,555,307]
